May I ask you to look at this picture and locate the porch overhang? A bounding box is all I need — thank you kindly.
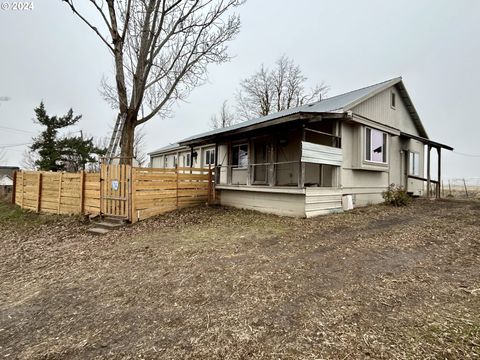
[400,132,453,151]
[178,112,348,147]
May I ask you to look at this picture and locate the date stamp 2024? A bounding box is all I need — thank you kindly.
[1,2,34,11]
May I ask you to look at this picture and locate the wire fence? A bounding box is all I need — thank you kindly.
[442,178,480,199]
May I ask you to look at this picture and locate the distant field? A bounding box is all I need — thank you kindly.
[1,199,479,359]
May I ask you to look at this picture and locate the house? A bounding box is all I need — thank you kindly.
[148,77,452,217]
[149,143,216,169]
[0,166,18,197]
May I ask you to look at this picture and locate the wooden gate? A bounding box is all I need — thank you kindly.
[100,164,131,220]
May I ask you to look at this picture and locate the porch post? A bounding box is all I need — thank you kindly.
[190,146,194,170]
[437,146,442,199]
[268,135,276,187]
[214,142,218,185]
[298,124,305,188]
[426,145,431,198]
[247,139,252,186]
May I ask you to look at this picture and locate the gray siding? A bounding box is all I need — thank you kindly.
[352,87,420,136]
[219,189,305,217]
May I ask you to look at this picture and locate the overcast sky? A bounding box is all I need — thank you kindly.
[1,0,479,179]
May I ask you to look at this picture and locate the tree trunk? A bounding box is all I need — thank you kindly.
[120,110,137,165]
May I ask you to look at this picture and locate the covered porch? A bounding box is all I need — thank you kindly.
[213,115,343,191]
[400,132,454,199]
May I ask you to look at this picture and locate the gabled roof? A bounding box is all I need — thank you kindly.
[0,174,13,186]
[0,166,19,178]
[149,77,429,154]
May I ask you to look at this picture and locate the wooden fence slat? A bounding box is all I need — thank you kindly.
[131,167,137,223]
[57,172,63,214]
[79,170,85,214]
[36,172,42,213]
[11,171,17,205]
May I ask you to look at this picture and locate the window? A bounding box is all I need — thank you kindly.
[232,144,248,168]
[365,127,387,163]
[204,149,215,166]
[184,153,191,167]
[409,151,420,176]
[173,155,177,168]
[163,156,168,168]
[391,91,396,108]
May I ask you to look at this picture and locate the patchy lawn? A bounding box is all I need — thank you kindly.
[0,199,479,359]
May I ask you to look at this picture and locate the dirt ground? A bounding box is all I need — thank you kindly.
[0,198,479,359]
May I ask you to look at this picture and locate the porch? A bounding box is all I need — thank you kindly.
[208,117,345,217]
[213,117,343,190]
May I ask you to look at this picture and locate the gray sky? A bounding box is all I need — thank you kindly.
[1,0,479,179]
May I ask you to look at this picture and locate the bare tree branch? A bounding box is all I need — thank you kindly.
[62,0,114,52]
[62,0,244,162]
[235,55,329,121]
[209,100,237,129]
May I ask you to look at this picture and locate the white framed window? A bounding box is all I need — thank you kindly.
[232,144,248,168]
[163,156,168,168]
[183,153,191,167]
[365,127,387,164]
[409,151,420,176]
[204,149,215,166]
[391,91,396,109]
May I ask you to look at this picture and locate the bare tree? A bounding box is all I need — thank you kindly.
[209,100,236,129]
[235,56,329,121]
[93,124,148,168]
[133,126,148,166]
[62,0,244,164]
[21,150,38,170]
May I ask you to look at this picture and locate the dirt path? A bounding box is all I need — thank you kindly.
[0,199,479,359]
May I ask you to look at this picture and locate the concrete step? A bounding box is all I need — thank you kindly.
[95,221,124,230]
[87,227,110,235]
[102,216,127,225]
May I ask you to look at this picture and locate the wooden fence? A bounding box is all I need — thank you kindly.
[13,166,213,223]
[13,171,100,215]
[132,167,213,222]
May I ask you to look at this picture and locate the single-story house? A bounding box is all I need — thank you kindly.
[0,166,19,196]
[148,77,452,217]
[0,174,13,186]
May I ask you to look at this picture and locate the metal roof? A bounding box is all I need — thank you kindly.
[149,77,431,153]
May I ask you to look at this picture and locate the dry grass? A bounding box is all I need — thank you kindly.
[0,198,479,359]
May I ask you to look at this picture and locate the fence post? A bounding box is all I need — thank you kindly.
[80,170,85,214]
[21,172,24,209]
[207,163,212,204]
[36,172,42,213]
[175,165,179,209]
[130,166,136,223]
[11,170,17,205]
[463,178,469,198]
[57,172,63,214]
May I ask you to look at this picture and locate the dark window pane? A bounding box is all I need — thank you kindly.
[366,128,371,161]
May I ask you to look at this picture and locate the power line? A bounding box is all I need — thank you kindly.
[0,142,32,149]
[0,125,36,134]
[452,151,480,158]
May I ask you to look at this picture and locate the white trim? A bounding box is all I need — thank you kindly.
[365,127,388,165]
[216,185,305,194]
